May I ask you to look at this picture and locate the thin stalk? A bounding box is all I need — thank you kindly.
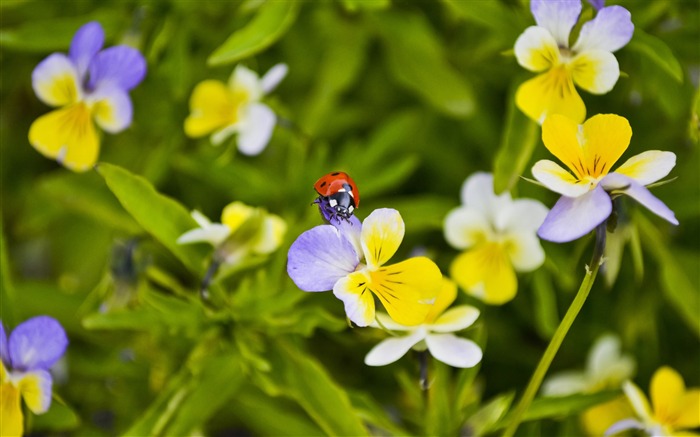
[502,223,607,437]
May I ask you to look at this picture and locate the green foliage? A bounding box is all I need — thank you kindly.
[2,0,698,435]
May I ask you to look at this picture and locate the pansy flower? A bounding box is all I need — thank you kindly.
[606,366,700,436]
[1,316,68,437]
[29,21,146,172]
[514,0,633,123]
[533,114,678,243]
[444,173,549,305]
[365,278,482,368]
[287,208,441,327]
[178,201,287,265]
[184,63,287,155]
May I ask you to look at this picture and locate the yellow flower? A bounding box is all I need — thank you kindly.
[606,366,700,436]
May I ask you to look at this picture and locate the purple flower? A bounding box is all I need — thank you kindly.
[532,114,678,243]
[29,21,147,172]
[287,208,441,327]
[1,316,68,436]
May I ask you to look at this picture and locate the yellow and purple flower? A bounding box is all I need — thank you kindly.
[29,21,146,172]
[1,316,68,437]
[514,0,633,123]
[287,209,441,327]
[533,114,678,243]
[606,366,700,436]
[444,173,549,305]
[365,278,482,368]
[184,64,287,155]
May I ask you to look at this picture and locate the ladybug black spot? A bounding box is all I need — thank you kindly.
[319,181,327,187]
[331,172,340,176]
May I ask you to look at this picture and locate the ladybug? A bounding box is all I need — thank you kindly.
[314,171,360,220]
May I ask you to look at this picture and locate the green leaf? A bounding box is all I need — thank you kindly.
[208,0,300,66]
[467,392,515,436]
[628,29,683,83]
[493,78,540,194]
[96,163,209,274]
[0,221,17,324]
[340,0,390,12]
[441,0,525,42]
[373,11,475,118]
[426,360,454,435]
[31,400,80,432]
[532,270,559,339]
[383,195,456,233]
[262,340,369,436]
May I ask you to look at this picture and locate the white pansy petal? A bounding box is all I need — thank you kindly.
[614,151,676,185]
[587,334,623,376]
[230,65,263,102]
[177,224,231,246]
[17,369,53,414]
[90,87,133,133]
[461,172,511,221]
[570,49,620,94]
[541,371,588,396]
[191,210,212,228]
[573,6,634,53]
[505,231,546,272]
[252,214,287,254]
[604,419,645,437]
[530,0,582,48]
[372,312,414,332]
[364,330,426,366]
[601,173,678,225]
[444,207,489,250]
[32,53,81,107]
[622,381,654,423]
[237,103,276,156]
[515,26,561,72]
[498,198,550,233]
[425,334,482,368]
[261,63,288,94]
[538,186,612,243]
[430,306,480,333]
[532,159,592,197]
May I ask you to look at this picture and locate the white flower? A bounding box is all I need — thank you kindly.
[364,279,482,368]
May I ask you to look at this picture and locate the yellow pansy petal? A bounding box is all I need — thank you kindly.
[17,370,52,414]
[1,382,23,437]
[29,103,99,172]
[581,114,632,179]
[369,257,441,326]
[651,367,686,424]
[251,214,287,254]
[516,67,586,125]
[615,151,677,186]
[423,278,457,324]
[514,26,561,72]
[361,208,404,269]
[532,159,592,197]
[675,389,700,429]
[570,49,620,94]
[0,363,7,383]
[431,305,480,333]
[333,271,376,327]
[450,243,517,305]
[32,53,81,107]
[184,80,237,138]
[221,201,255,232]
[580,396,635,437]
[541,114,587,178]
[91,88,132,133]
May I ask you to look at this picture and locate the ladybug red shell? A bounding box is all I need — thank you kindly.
[314,171,360,220]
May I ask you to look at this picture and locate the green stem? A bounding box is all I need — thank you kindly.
[502,223,607,437]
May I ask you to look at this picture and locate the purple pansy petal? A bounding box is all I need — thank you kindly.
[9,316,68,371]
[586,0,605,11]
[601,173,678,225]
[573,6,634,53]
[0,322,8,364]
[69,21,104,80]
[530,0,582,48]
[287,225,359,292]
[538,185,612,243]
[88,46,146,92]
[90,87,133,133]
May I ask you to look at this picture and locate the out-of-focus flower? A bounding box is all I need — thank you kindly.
[444,173,548,305]
[287,208,441,327]
[1,316,69,437]
[606,366,700,436]
[532,114,678,243]
[29,21,146,172]
[178,201,287,265]
[543,334,636,396]
[365,278,482,368]
[514,0,633,123]
[184,63,287,155]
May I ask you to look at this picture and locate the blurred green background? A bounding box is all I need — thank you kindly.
[1,0,698,435]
